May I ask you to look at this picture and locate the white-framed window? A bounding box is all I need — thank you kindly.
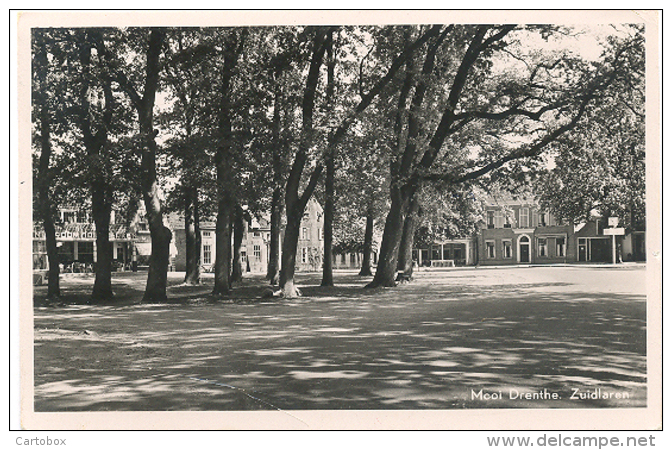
[494,210,504,228]
[556,237,566,257]
[520,208,529,228]
[253,244,261,261]
[301,247,308,263]
[486,240,496,259]
[502,240,512,259]
[538,238,547,257]
[202,231,211,237]
[203,244,212,265]
[302,227,308,240]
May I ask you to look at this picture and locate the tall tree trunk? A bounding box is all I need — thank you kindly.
[321,31,335,287]
[366,186,414,288]
[37,118,60,300]
[90,185,114,301]
[367,27,446,289]
[266,78,284,286]
[213,184,233,295]
[279,206,303,297]
[184,185,201,285]
[79,31,115,302]
[280,28,328,297]
[359,205,375,277]
[212,30,244,296]
[321,147,335,286]
[34,41,60,300]
[397,195,420,281]
[138,29,172,303]
[231,205,244,283]
[267,186,282,285]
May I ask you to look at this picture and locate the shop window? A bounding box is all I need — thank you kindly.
[556,237,566,257]
[78,241,94,263]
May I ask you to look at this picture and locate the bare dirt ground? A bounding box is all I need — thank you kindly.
[31,265,647,412]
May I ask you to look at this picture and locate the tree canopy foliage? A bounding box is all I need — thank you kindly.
[32,23,646,298]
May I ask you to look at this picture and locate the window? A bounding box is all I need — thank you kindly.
[520,208,529,228]
[253,231,261,237]
[538,238,547,257]
[202,231,211,237]
[504,214,512,228]
[494,210,504,228]
[78,241,94,263]
[502,240,512,259]
[62,211,77,223]
[203,245,212,264]
[301,247,308,264]
[301,228,308,240]
[538,213,547,227]
[254,245,262,261]
[487,211,495,229]
[318,227,323,240]
[486,241,496,259]
[556,237,566,257]
[241,250,247,262]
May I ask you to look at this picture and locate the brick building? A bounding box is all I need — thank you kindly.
[477,197,575,265]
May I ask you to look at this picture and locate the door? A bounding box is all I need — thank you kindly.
[519,235,530,263]
[520,244,530,263]
[578,238,588,261]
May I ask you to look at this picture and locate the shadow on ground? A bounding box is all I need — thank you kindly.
[32,267,647,411]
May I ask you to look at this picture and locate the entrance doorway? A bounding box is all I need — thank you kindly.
[518,235,531,263]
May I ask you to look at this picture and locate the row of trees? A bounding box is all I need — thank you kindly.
[32,24,645,302]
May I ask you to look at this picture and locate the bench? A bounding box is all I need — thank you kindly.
[430,260,455,268]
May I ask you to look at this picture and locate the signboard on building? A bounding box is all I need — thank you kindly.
[603,227,625,236]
